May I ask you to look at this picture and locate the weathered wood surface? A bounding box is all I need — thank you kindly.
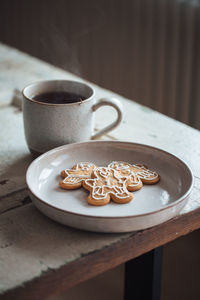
[0,43,200,298]
[2,204,200,300]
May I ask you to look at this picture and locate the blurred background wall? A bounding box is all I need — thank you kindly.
[0,0,200,129]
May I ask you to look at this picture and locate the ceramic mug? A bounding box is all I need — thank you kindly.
[22,80,123,154]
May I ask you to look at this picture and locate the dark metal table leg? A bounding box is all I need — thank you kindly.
[124,246,163,300]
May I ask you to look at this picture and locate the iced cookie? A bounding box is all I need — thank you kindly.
[83,167,133,206]
[108,161,160,191]
[59,162,97,190]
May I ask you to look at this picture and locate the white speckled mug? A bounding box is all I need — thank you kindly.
[23,80,123,155]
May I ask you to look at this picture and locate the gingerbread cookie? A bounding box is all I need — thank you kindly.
[59,162,97,190]
[108,161,160,191]
[83,167,133,206]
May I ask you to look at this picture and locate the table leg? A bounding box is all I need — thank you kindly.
[124,246,163,300]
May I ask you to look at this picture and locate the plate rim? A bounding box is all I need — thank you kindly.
[26,140,194,219]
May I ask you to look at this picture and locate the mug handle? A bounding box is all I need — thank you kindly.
[91,97,123,139]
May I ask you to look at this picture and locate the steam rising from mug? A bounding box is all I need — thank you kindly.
[22,80,123,155]
[40,28,82,77]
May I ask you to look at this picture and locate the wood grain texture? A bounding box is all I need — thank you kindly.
[1,204,200,300]
[0,178,199,296]
[0,43,200,298]
[0,204,131,295]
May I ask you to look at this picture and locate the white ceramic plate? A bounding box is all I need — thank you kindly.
[26,141,193,232]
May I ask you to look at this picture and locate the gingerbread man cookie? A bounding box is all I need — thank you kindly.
[59,162,97,190]
[108,161,160,191]
[83,167,133,206]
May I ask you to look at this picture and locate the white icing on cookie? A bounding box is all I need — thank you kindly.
[133,164,159,180]
[84,167,131,200]
[109,161,159,184]
[63,162,96,185]
[108,161,140,187]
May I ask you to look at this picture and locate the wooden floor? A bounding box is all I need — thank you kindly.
[50,230,200,300]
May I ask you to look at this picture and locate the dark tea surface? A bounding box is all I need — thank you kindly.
[32,91,86,104]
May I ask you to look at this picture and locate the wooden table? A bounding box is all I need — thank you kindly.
[0,43,200,300]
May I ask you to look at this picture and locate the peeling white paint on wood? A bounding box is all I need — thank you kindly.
[0,204,130,293]
[0,43,200,295]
